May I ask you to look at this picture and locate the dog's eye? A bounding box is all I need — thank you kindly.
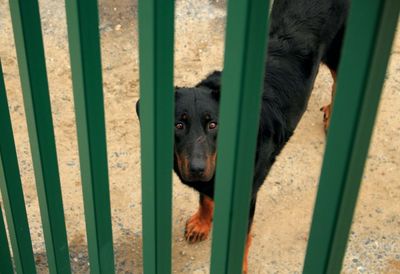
[175,122,184,130]
[208,122,217,130]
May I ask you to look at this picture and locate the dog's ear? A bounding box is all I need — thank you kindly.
[135,99,140,121]
[174,86,183,102]
[174,86,182,95]
[136,88,178,121]
[210,89,220,101]
[196,71,222,101]
[196,70,222,90]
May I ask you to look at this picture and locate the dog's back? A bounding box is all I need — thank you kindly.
[254,0,350,192]
[269,0,349,49]
[260,0,349,130]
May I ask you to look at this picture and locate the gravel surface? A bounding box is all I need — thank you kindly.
[0,0,399,273]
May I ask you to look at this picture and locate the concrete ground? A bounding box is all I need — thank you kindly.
[0,0,399,273]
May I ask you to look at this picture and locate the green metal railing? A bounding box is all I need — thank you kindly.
[8,0,70,272]
[0,0,398,273]
[0,61,36,273]
[0,204,13,274]
[210,0,270,272]
[138,0,174,272]
[65,1,115,273]
[303,1,400,272]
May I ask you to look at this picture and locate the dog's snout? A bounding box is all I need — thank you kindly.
[189,158,206,176]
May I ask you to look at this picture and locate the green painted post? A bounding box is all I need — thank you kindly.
[210,0,270,273]
[0,61,36,274]
[65,0,115,273]
[138,0,175,273]
[0,205,14,274]
[8,1,71,273]
[303,0,400,273]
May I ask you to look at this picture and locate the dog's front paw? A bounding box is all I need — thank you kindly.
[184,212,211,243]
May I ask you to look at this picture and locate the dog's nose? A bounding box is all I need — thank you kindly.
[190,159,205,176]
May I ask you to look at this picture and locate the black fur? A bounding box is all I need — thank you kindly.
[137,0,349,240]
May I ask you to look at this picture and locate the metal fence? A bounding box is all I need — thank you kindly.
[0,0,399,273]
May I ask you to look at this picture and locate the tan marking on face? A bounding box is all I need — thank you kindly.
[175,152,190,179]
[203,152,216,180]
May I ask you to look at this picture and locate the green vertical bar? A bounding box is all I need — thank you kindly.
[303,1,400,273]
[8,1,71,273]
[138,0,174,273]
[65,0,115,273]
[0,205,14,274]
[210,0,270,273]
[0,61,36,274]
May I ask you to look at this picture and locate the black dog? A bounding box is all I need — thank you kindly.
[137,0,349,272]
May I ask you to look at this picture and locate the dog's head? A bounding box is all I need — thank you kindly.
[136,71,221,183]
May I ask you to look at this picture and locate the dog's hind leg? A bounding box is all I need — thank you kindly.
[243,231,252,274]
[185,194,214,243]
[321,25,345,133]
[320,69,337,132]
[242,196,257,273]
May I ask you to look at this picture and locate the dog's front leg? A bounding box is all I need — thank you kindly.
[185,193,214,243]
